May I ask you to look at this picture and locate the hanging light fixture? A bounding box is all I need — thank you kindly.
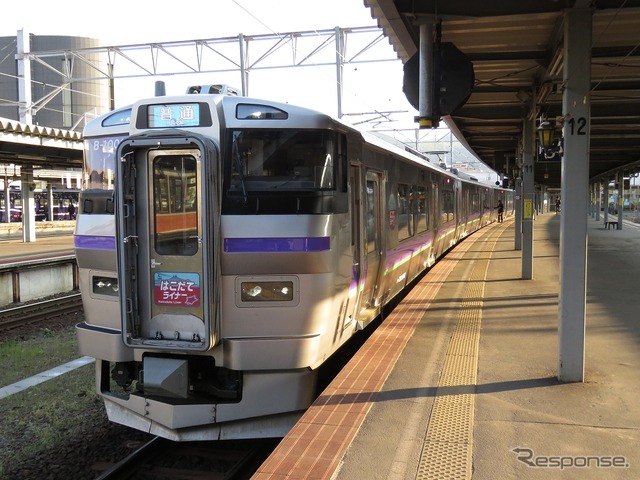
[537,114,555,151]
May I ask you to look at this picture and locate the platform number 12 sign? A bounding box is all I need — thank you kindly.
[567,117,587,136]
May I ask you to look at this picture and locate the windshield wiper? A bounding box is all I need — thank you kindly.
[232,132,249,206]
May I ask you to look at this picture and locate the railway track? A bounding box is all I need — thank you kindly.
[0,292,83,331]
[93,436,279,480]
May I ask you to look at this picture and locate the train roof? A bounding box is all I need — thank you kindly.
[81,90,509,192]
[83,92,338,136]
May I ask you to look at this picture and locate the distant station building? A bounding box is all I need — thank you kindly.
[0,33,108,130]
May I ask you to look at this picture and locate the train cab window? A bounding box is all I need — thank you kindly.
[152,155,199,256]
[83,136,126,191]
[228,129,336,193]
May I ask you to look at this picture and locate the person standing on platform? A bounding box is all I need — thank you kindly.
[496,199,504,223]
[555,198,561,213]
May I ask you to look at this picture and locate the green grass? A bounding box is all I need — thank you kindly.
[0,364,101,475]
[0,324,102,476]
[0,325,80,387]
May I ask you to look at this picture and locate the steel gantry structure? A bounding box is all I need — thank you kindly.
[13,26,402,124]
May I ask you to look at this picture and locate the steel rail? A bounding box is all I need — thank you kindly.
[0,292,83,331]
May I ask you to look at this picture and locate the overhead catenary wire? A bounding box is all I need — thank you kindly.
[230,0,412,132]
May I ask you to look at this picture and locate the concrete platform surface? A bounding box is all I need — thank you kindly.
[0,223,74,263]
[342,214,640,479]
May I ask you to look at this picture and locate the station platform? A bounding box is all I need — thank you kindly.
[253,213,640,479]
[0,223,74,264]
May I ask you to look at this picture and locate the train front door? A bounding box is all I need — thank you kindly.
[117,142,214,352]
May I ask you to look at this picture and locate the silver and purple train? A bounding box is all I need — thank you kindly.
[75,85,513,441]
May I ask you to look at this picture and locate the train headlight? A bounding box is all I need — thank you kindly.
[245,285,262,297]
[240,281,293,302]
[236,276,299,307]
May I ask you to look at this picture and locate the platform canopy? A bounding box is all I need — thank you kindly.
[364,0,640,188]
[0,117,83,169]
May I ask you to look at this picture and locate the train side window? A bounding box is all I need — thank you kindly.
[398,183,413,241]
[365,180,378,254]
[442,179,455,223]
[472,192,481,214]
[415,186,428,233]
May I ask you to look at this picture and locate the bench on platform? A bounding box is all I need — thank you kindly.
[605,220,619,230]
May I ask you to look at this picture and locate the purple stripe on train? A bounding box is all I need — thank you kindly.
[74,235,116,251]
[224,237,330,253]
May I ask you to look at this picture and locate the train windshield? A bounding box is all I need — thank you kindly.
[83,136,126,190]
[228,129,336,193]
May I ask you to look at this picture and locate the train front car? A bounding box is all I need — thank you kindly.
[102,95,354,440]
[75,107,130,363]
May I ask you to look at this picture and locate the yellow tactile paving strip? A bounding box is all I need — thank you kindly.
[252,223,507,479]
[416,225,505,479]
